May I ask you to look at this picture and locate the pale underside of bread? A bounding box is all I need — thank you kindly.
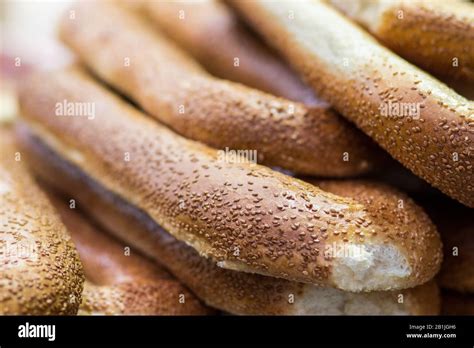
[58,1,384,177]
[0,128,84,315]
[18,66,443,291]
[329,0,474,81]
[17,128,440,315]
[45,191,210,315]
[229,0,474,208]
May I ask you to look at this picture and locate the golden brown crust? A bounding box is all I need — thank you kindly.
[17,130,440,315]
[0,128,83,315]
[44,191,211,315]
[46,192,172,284]
[311,179,443,290]
[79,281,209,315]
[18,67,442,290]
[142,0,318,105]
[330,0,474,81]
[230,0,474,208]
[58,1,384,177]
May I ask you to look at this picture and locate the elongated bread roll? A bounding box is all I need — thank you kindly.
[17,128,441,315]
[58,1,384,177]
[329,0,474,81]
[18,67,442,291]
[141,0,318,105]
[230,0,474,208]
[0,128,83,314]
[44,190,211,315]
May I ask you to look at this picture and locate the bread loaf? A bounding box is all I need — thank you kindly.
[18,127,441,315]
[329,0,474,81]
[230,0,474,207]
[18,67,442,291]
[58,1,385,177]
[0,128,83,314]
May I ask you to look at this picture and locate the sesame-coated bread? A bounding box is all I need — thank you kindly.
[141,0,318,105]
[230,0,474,207]
[329,0,474,81]
[79,281,207,315]
[58,1,384,177]
[18,67,442,291]
[309,179,443,292]
[17,130,441,315]
[0,128,84,315]
[45,191,211,315]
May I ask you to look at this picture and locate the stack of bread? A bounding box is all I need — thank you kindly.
[1,0,473,315]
